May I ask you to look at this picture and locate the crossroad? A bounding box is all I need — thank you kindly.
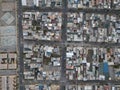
[22,7,120,14]
[24,80,120,85]
[17,0,120,90]
[17,0,25,90]
[24,39,120,48]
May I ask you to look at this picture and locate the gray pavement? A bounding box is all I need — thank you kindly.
[60,0,68,89]
[109,66,115,80]
[24,80,120,85]
[17,0,25,89]
[24,39,120,48]
[22,7,120,14]
[0,70,16,76]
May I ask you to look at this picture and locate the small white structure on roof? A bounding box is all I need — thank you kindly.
[22,0,27,6]
[33,0,39,6]
[66,52,74,58]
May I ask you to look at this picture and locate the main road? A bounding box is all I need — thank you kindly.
[20,0,120,89]
[17,0,25,90]
[59,0,68,90]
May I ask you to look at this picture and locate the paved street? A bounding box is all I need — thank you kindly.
[24,39,120,48]
[24,80,120,85]
[18,0,120,90]
[17,0,25,90]
[60,0,68,89]
[22,6,120,14]
[22,7,62,12]
[24,39,61,46]
[67,42,120,48]
[24,80,59,85]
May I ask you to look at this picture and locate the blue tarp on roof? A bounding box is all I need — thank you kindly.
[103,62,109,73]
[39,84,44,90]
[116,71,120,75]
